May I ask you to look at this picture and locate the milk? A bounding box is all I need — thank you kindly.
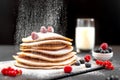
[75,18,95,52]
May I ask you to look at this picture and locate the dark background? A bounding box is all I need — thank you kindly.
[0,0,120,45]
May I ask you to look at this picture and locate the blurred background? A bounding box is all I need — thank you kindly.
[0,0,120,45]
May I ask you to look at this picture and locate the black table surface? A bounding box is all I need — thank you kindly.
[0,45,120,80]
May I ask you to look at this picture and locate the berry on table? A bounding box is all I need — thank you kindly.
[96,60,100,65]
[95,60,114,70]
[64,65,72,73]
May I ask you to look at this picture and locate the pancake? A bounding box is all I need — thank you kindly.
[16,52,76,62]
[20,40,72,47]
[13,55,77,67]
[13,28,77,69]
[20,46,73,56]
[22,32,73,43]
[14,60,76,69]
[20,44,66,50]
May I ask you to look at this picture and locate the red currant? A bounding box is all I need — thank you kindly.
[106,60,112,66]
[95,60,114,70]
[10,71,17,77]
[1,67,22,77]
[110,65,114,70]
[99,61,104,66]
[96,60,100,65]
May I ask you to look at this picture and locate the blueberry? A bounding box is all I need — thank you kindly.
[98,47,103,51]
[108,47,112,53]
[105,50,110,53]
[103,50,106,53]
[100,49,105,53]
[75,61,81,66]
[85,63,91,68]
[79,59,85,64]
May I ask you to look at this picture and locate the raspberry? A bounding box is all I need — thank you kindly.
[64,65,72,73]
[100,42,108,50]
[85,57,90,62]
[47,26,54,32]
[40,26,47,33]
[84,54,91,62]
[31,32,39,40]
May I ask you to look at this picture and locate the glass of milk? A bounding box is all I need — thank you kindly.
[75,18,95,53]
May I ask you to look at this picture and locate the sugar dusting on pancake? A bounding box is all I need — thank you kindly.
[13,26,77,69]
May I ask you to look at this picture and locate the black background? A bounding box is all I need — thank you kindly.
[0,0,120,45]
[0,0,18,44]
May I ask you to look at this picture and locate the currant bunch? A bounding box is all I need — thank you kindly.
[95,60,114,70]
[1,67,22,77]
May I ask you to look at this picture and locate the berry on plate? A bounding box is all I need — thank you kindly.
[64,65,72,73]
[79,59,85,64]
[85,63,91,68]
[84,54,91,62]
[1,67,22,77]
[74,61,81,66]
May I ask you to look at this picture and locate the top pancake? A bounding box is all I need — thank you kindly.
[22,32,73,43]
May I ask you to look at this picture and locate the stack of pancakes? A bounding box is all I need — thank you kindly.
[13,32,77,69]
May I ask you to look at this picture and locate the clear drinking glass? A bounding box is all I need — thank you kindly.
[75,18,95,53]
